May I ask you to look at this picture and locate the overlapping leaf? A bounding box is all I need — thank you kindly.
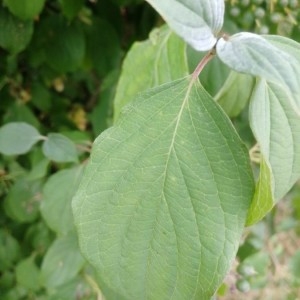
[247,79,300,225]
[114,25,188,121]
[146,0,224,51]
[215,71,254,117]
[73,78,254,300]
[216,33,300,112]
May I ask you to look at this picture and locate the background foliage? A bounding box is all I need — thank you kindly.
[0,0,300,299]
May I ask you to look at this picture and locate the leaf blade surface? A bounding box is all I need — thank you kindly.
[73,78,254,299]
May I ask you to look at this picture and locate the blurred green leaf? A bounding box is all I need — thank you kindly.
[0,229,20,272]
[4,0,46,20]
[289,250,300,278]
[0,122,41,155]
[4,179,41,223]
[43,17,85,72]
[47,276,95,300]
[58,0,84,20]
[0,7,33,54]
[86,17,121,77]
[40,232,85,289]
[41,166,84,235]
[42,133,78,163]
[16,256,41,291]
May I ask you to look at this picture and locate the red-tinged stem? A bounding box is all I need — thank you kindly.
[191,49,216,82]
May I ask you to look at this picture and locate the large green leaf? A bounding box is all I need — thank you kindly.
[41,166,84,235]
[73,77,254,299]
[0,122,41,155]
[114,25,188,121]
[0,8,33,54]
[146,0,224,51]
[4,0,46,20]
[216,33,300,111]
[247,78,300,224]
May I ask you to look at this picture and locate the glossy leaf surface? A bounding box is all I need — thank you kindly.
[73,77,254,300]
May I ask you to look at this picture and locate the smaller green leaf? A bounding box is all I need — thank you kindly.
[47,277,95,300]
[215,71,254,117]
[0,7,33,54]
[43,17,85,72]
[41,166,84,235]
[0,122,41,155]
[42,133,78,163]
[16,256,41,291]
[4,0,46,20]
[246,158,273,226]
[216,33,300,113]
[40,233,85,289]
[4,179,41,223]
[247,78,300,224]
[58,0,84,19]
[114,25,188,121]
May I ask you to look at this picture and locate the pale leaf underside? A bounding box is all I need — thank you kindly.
[146,0,224,51]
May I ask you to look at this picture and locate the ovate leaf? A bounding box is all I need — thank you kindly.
[146,0,224,51]
[4,0,46,20]
[41,166,84,235]
[216,33,300,111]
[247,79,300,224]
[0,122,41,155]
[42,133,78,163]
[114,25,188,121]
[0,8,33,54]
[73,77,254,299]
[215,71,255,117]
[41,233,85,289]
